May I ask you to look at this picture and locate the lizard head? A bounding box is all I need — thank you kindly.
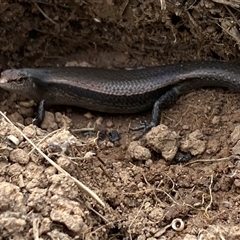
[0,69,29,84]
[0,69,34,91]
[1,69,29,81]
[0,69,41,101]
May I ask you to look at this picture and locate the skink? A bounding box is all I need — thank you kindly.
[0,61,240,131]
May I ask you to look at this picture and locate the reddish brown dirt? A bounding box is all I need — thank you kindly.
[1,1,240,239]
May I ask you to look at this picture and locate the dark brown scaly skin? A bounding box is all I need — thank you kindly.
[0,61,240,130]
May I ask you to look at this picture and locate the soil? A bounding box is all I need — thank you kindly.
[1,0,240,239]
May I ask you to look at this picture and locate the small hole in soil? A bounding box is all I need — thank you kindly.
[171,14,187,32]
[28,29,38,40]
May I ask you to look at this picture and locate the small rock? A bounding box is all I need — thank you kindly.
[7,135,20,145]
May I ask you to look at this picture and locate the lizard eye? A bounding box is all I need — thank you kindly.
[15,78,25,84]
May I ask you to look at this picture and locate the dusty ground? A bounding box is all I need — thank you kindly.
[1,0,240,239]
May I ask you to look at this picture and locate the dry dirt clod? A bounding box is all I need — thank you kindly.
[27,187,48,212]
[180,129,206,155]
[0,181,26,213]
[128,141,151,161]
[230,124,240,144]
[49,195,86,233]
[9,149,30,165]
[39,129,77,153]
[56,156,76,173]
[18,106,34,117]
[0,212,26,238]
[106,120,114,128]
[7,163,24,177]
[48,173,79,199]
[95,117,103,125]
[232,140,240,155]
[18,100,35,108]
[22,125,36,138]
[40,111,58,131]
[8,112,24,125]
[38,217,52,235]
[47,229,73,240]
[145,124,179,161]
